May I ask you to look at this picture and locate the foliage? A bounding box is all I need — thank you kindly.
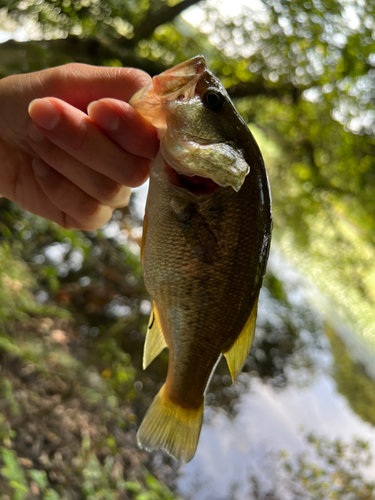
[280,434,375,499]
[0,202,177,498]
[125,472,183,500]
[325,325,375,428]
[0,448,28,500]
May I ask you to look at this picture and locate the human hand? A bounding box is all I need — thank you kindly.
[0,64,158,230]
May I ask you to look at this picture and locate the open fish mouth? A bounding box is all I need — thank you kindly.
[129,56,206,125]
[163,161,221,196]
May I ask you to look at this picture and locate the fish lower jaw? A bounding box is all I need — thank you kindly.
[158,155,222,196]
[168,162,221,195]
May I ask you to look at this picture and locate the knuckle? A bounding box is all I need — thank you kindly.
[121,188,131,207]
[63,215,89,231]
[69,120,89,152]
[81,199,103,220]
[52,184,71,214]
[45,63,91,102]
[119,159,150,188]
[124,68,151,89]
[43,143,64,168]
[71,220,91,231]
[57,63,87,80]
[79,201,112,230]
[45,63,83,93]
[63,62,85,72]
[100,179,123,203]
[61,213,76,230]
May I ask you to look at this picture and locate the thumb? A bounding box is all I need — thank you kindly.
[35,63,152,111]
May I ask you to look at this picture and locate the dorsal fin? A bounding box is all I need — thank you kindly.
[223,298,258,382]
[143,302,167,369]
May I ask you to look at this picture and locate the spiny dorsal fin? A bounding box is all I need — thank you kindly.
[143,302,167,369]
[224,298,258,382]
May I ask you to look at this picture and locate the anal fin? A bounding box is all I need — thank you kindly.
[143,302,167,369]
[224,298,258,382]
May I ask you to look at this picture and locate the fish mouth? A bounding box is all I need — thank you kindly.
[164,161,220,196]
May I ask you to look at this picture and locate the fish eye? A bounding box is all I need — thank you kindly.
[202,90,226,112]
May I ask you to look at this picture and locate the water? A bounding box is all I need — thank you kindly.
[130,189,375,498]
[175,252,375,499]
[178,376,375,498]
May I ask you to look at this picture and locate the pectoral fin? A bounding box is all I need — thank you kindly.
[224,299,258,382]
[143,303,167,369]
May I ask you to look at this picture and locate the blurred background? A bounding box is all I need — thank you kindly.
[1,0,375,498]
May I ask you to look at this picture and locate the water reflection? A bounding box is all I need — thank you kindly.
[175,252,375,499]
[178,372,375,499]
[133,249,375,498]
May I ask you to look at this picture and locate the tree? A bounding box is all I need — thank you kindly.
[2,0,375,335]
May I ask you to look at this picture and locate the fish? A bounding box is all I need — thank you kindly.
[130,55,272,463]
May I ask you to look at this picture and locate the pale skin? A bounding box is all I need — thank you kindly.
[0,63,159,230]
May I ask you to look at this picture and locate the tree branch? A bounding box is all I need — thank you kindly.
[132,0,202,42]
[227,80,302,102]
[0,38,166,77]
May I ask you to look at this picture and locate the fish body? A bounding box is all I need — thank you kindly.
[131,56,272,462]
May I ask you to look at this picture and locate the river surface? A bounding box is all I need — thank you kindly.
[176,252,375,499]
[131,187,375,499]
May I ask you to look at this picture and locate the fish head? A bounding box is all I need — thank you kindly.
[131,56,256,192]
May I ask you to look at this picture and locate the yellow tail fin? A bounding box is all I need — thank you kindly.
[137,384,203,463]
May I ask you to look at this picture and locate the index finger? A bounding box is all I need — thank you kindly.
[87,98,159,160]
[28,97,151,187]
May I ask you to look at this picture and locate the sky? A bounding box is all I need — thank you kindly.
[182,0,260,25]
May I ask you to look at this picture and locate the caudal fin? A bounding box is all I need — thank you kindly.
[137,384,203,463]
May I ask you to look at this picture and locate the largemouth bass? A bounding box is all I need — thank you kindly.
[130,56,272,463]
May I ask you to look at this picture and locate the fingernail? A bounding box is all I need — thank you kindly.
[28,99,60,130]
[87,101,120,132]
[32,158,50,178]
